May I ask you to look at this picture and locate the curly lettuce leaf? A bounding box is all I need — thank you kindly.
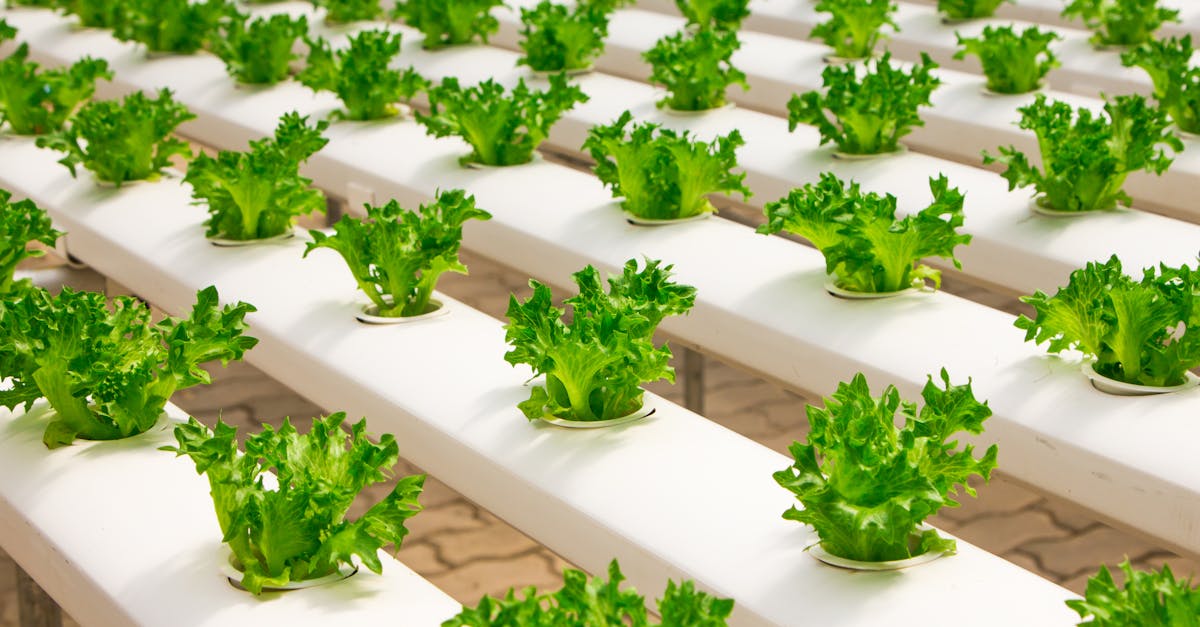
[391,0,504,49]
[312,0,384,24]
[937,0,1010,19]
[166,413,423,595]
[417,73,587,166]
[504,259,695,422]
[213,12,307,85]
[1063,0,1180,47]
[983,94,1181,212]
[36,89,195,186]
[305,189,490,317]
[1067,560,1200,626]
[186,111,327,241]
[114,0,229,54]
[1015,256,1200,387]
[299,30,429,121]
[0,190,61,296]
[0,286,256,448]
[811,0,897,60]
[0,45,112,136]
[955,25,1060,94]
[583,110,750,219]
[759,172,970,293]
[643,28,748,111]
[789,53,940,155]
[1122,36,1200,135]
[63,0,125,29]
[675,0,750,31]
[518,1,612,72]
[773,371,998,562]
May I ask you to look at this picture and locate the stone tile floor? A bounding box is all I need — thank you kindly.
[2,249,1197,626]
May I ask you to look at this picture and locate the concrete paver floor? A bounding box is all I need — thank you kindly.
[2,247,1197,626]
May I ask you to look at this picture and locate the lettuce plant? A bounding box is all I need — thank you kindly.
[0,191,60,296]
[212,12,308,85]
[583,111,750,220]
[36,89,195,186]
[644,28,748,111]
[983,94,1180,213]
[5,0,58,7]
[937,0,1010,20]
[391,0,505,49]
[517,1,612,73]
[955,26,1060,94]
[811,0,897,60]
[186,112,327,242]
[1123,36,1200,135]
[113,0,229,54]
[774,371,998,563]
[0,44,111,135]
[675,0,750,31]
[1063,0,1180,48]
[1016,256,1200,388]
[0,286,257,448]
[62,0,124,29]
[311,0,383,24]
[299,30,429,121]
[166,413,425,595]
[304,190,491,318]
[760,173,970,293]
[789,53,940,155]
[417,73,586,167]
[445,560,734,627]
[1067,561,1200,626]
[505,259,696,423]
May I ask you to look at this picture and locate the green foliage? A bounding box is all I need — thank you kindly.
[186,112,327,242]
[311,0,383,24]
[36,89,194,186]
[0,286,256,448]
[299,30,429,121]
[811,0,897,60]
[5,0,57,7]
[114,0,230,54]
[1123,36,1200,135]
[417,73,586,166]
[1016,256,1200,388]
[937,0,1009,19]
[305,190,491,318]
[983,94,1180,213]
[583,110,750,220]
[213,12,307,85]
[643,28,748,111]
[1067,560,1200,626]
[504,259,696,423]
[391,0,505,49]
[517,1,612,72]
[62,0,124,29]
[675,0,750,31]
[1063,0,1180,47]
[954,26,1060,94]
[444,560,733,627]
[165,413,424,595]
[788,53,940,155]
[774,371,997,562]
[0,191,60,296]
[0,45,111,135]
[759,173,969,293]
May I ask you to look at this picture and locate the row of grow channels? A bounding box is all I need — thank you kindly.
[0,0,1195,619]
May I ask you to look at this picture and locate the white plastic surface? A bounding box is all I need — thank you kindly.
[3,8,1200,559]
[0,140,1078,627]
[491,1,1200,222]
[0,402,462,627]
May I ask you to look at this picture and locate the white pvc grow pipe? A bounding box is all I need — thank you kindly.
[0,141,1079,626]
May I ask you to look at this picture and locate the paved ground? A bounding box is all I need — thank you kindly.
[3,248,1197,626]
